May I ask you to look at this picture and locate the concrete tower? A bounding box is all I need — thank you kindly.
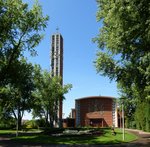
[50,30,63,127]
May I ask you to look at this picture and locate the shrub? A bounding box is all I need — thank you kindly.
[0,117,15,129]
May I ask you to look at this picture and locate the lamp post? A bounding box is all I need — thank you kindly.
[122,100,125,141]
[118,98,125,141]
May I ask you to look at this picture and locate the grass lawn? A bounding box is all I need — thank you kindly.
[0,128,138,145]
[0,130,17,134]
[0,129,41,134]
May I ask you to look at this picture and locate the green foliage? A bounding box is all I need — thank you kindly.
[95,0,150,131]
[23,120,38,129]
[32,65,72,127]
[134,101,150,132]
[0,0,49,85]
[0,116,16,130]
[0,58,35,130]
[0,0,48,130]
[35,118,46,128]
[0,106,15,129]
[95,0,150,93]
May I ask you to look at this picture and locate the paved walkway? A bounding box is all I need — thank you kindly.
[0,129,150,147]
[121,129,150,147]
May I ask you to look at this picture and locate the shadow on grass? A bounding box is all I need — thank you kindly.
[12,135,124,145]
[1,129,150,146]
[10,130,125,145]
[0,128,138,145]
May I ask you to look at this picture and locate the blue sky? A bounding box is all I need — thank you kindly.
[23,0,119,119]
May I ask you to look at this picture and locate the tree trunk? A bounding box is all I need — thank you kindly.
[49,113,54,128]
[18,115,22,130]
[45,110,49,127]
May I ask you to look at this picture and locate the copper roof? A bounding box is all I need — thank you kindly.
[75,96,115,101]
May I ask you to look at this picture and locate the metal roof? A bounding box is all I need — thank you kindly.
[75,96,115,101]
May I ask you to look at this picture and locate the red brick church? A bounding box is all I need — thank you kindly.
[63,96,120,128]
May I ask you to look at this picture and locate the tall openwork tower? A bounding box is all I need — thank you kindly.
[51,32,63,79]
[50,31,63,127]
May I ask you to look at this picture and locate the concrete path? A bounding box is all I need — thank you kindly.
[0,129,150,147]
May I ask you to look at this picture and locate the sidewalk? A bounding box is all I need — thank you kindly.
[124,128,150,147]
[125,128,150,135]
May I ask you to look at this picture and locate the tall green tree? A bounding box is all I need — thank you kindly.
[0,0,48,85]
[94,0,150,131]
[0,0,48,130]
[0,58,35,130]
[32,65,72,127]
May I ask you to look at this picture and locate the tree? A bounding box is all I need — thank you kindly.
[32,65,72,127]
[0,0,48,85]
[94,0,150,131]
[0,0,48,131]
[0,58,35,130]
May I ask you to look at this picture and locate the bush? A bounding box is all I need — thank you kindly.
[43,128,65,135]
[35,118,46,128]
[0,117,16,129]
[22,120,38,129]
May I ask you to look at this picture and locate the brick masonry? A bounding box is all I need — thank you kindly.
[75,96,117,127]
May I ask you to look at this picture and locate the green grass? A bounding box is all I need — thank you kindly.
[0,130,16,134]
[0,128,138,145]
[0,129,41,134]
